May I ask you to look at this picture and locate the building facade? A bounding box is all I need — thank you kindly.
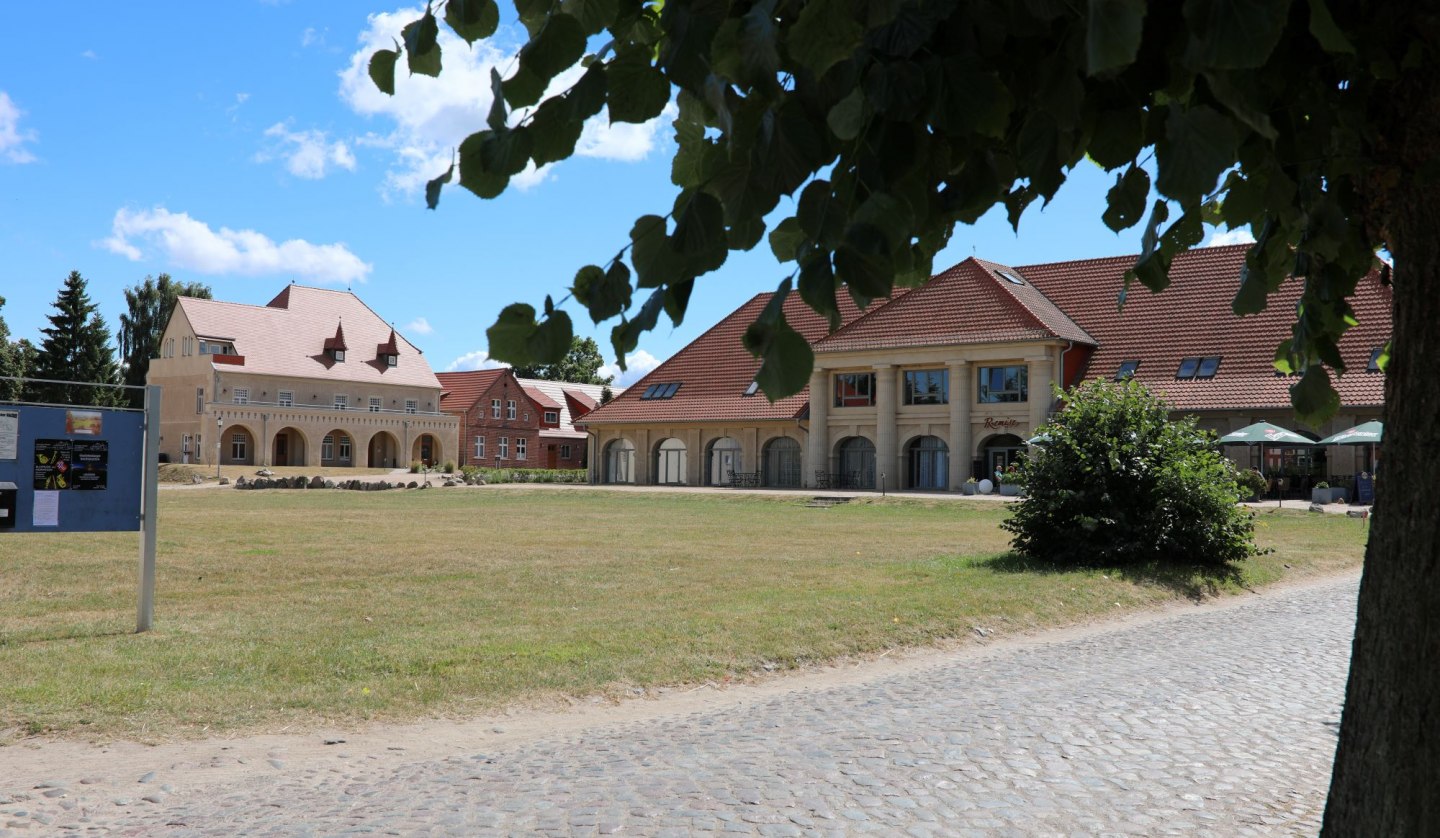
[437,369,612,469]
[147,285,458,469]
[579,246,1390,490]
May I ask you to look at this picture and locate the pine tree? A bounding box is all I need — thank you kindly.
[117,274,211,407]
[31,271,122,406]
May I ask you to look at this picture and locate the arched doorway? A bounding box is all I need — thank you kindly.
[411,433,440,467]
[604,439,635,484]
[980,433,1025,481]
[225,425,257,467]
[705,437,742,486]
[907,435,948,490]
[271,427,307,467]
[834,436,876,489]
[367,431,399,468]
[322,429,355,467]
[762,436,802,487]
[653,437,687,485]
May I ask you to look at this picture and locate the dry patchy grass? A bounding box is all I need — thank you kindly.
[0,489,1366,741]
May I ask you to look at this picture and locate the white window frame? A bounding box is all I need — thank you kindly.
[516,438,527,460]
[474,436,485,458]
[230,432,247,461]
[332,349,346,363]
[233,388,249,405]
[333,395,348,410]
[322,434,334,461]
[498,437,509,459]
[978,366,1029,403]
[491,399,501,419]
[544,410,559,424]
[561,444,572,459]
[386,354,398,367]
[196,387,205,414]
[405,398,418,415]
[506,400,516,420]
[368,396,382,413]
[338,434,352,462]
[278,390,294,407]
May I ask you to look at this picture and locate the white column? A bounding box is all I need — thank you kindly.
[1027,352,1053,435]
[948,361,970,489]
[875,364,896,492]
[806,368,829,487]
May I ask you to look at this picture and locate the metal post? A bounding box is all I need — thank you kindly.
[216,415,223,479]
[137,385,161,633]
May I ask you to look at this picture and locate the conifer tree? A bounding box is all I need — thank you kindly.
[31,271,122,406]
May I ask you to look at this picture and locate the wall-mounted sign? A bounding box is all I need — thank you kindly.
[983,417,1022,430]
[0,410,17,460]
[66,410,103,435]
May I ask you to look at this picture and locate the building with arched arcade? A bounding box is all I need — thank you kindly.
[578,246,1390,491]
[147,285,458,470]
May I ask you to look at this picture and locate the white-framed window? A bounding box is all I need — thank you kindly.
[339,435,351,462]
[516,438,527,460]
[544,410,559,424]
[199,340,210,355]
[474,436,485,458]
[231,433,247,461]
[561,444,572,459]
[386,354,398,367]
[278,390,293,407]
[332,349,346,363]
[195,387,205,414]
[506,400,516,420]
[322,434,334,461]
[498,437,509,458]
[181,433,192,455]
[233,388,249,405]
[368,397,382,413]
[491,399,501,419]
[333,395,348,410]
[978,366,1029,403]
[405,398,418,414]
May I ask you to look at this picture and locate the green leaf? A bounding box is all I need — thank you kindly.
[566,63,609,121]
[425,162,453,210]
[528,308,574,364]
[712,0,780,85]
[402,11,442,77]
[1087,0,1147,75]
[1182,0,1289,70]
[1203,72,1277,140]
[573,262,633,322]
[797,250,839,329]
[1155,105,1238,202]
[487,67,507,131]
[827,87,866,141]
[457,131,510,198]
[529,97,584,165]
[444,0,499,44]
[752,320,814,401]
[611,287,665,360]
[518,12,586,84]
[788,0,864,78]
[486,303,539,364]
[513,0,552,37]
[502,66,548,109]
[933,60,1013,139]
[1291,366,1341,423]
[368,46,399,96]
[1086,107,1143,170]
[481,127,534,177]
[835,223,893,305]
[561,0,620,36]
[607,48,671,124]
[1307,0,1355,54]
[769,217,805,262]
[629,215,680,288]
[1102,167,1150,232]
[671,192,726,257]
[663,278,694,325]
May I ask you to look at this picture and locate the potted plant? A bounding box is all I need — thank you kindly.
[999,462,1024,496]
[1311,480,1348,504]
[961,477,978,495]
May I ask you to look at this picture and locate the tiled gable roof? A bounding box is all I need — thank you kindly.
[1018,244,1392,410]
[436,368,507,413]
[515,378,617,434]
[522,385,563,410]
[175,286,439,388]
[582,291,876,424]
[814,258,1093,353]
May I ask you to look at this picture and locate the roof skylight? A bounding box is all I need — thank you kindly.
[994,268,1026,286]
[1115,360,1139,380]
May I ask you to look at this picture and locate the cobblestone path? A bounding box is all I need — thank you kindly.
[1,575,1357,836]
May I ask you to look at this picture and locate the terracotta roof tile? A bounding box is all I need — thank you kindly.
[436,368,506,413]
[1018,245,1391,410]
[515,378,617,433]
[176,286,439,388]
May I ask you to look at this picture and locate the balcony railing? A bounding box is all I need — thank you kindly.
[214,399,445,417]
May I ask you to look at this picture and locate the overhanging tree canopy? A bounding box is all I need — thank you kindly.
[369,2,1436,831]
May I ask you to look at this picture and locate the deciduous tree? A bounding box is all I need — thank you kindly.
[370,2,1435,828]
[0,296,31,401]
[117,274,212,407]
[512,335,613,384]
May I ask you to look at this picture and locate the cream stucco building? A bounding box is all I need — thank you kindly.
[147,285,457,469]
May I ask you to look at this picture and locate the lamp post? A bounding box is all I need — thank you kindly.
[216,415,223,480]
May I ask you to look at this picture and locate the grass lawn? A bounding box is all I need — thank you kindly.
[0,489,1366,742]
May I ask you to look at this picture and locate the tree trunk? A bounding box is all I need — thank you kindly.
[1322,66,1440,835]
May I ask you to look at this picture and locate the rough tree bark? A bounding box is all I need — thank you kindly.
[1322,59,1440,835]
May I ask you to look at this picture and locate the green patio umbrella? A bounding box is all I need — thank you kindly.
[1317,421,1383,483]
[1218,422,1315,481]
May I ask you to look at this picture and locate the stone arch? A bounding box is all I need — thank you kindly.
[367,430,401,469]
[833,436,876,490]
[411,433,441,467]
[761,436,802,488]
[704,436,743,486]
[321,428,357,468]
[270,426,309,467]
[223,423,259,467]
[653,437,688,485]
[603,438,636,484]
[978,432,1026,482]
[905,435,949,491]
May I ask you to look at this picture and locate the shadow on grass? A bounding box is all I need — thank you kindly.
[0,627,135,646]
[980,552,1248,602]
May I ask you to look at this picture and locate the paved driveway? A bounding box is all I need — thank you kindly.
[1,575,1356,836]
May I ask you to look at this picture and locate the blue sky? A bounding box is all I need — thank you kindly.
[0,4,1247,386]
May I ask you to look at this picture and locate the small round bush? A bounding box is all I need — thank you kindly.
[1236,468,1269,500]
[1001,378,1258,568]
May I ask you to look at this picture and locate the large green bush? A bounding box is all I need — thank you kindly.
[1001,379,1258,568]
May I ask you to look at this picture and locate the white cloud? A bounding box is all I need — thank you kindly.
[338,9,672,200]
[81,49,99,60]
[258,123,357,179]
[600,349,663,387]
[405,316,433,335]
[1205,227,1256,248]
[446,350,509,372]
[99,206,372,284]
[0,91,38,164]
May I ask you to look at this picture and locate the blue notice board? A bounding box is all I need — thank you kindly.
[0,404,144,533]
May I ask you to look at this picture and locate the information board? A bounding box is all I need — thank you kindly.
[0,404,143,533]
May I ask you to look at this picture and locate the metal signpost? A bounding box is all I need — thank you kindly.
[0,378,162,632]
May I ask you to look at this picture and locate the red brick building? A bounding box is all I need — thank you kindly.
[437,369,614,469]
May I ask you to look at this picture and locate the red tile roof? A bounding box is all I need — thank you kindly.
[582,291,880,424]
[175,286,439,387]
[436,368,506,413]
[1018,245,1391,410]
[521,385,563,410]
[815,258,1094,352]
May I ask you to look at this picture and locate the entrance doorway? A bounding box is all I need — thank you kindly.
[981,433,1025,481]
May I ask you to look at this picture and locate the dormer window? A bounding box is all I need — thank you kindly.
[324,321,348,363]
[332,349,346,362]
[386,354,398,367]
[376,330,401,368]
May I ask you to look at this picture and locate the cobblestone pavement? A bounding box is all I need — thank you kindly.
[1,575,1357,836]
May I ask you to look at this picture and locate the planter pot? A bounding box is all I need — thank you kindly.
[999,484,1022,497]
[961,483,978,495]
[1311,487,1349,504]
